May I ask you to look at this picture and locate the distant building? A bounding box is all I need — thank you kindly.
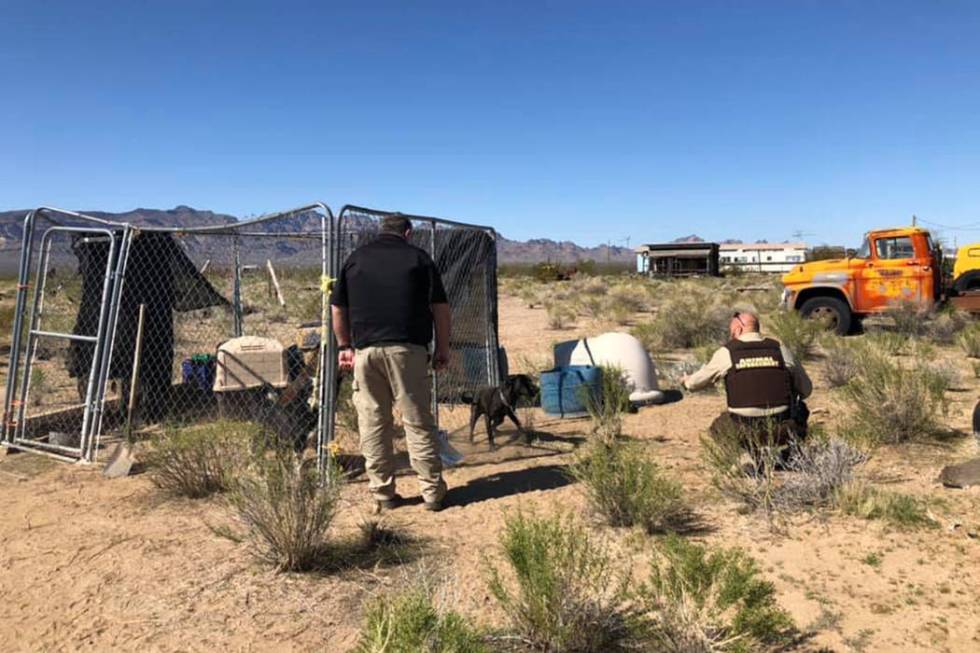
[719,242,807,273]
[635,242,720,277]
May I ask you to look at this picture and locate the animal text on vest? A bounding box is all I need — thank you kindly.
[734,355,780,370]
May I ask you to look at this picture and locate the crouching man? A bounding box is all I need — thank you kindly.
[683,310,812,462]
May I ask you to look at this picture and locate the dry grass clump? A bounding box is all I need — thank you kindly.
[487,512,640,652]
[223,451,341,572]
[766,309,823,361]
[145,421,259,498]
[608,284,648,313]
[835,483,936,529]
[567,439,692,534]
[639,535,796,653]
[841,346,950,445]
[355,581,486,653]
[545,300,576,330]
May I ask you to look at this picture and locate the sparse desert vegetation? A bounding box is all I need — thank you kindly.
[1,269,978,652]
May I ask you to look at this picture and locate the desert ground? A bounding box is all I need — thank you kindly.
[1,273,979,652]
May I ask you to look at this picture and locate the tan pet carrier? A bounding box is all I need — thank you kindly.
[213,336,289,393]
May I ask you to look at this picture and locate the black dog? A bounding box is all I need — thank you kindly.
[461,374,538,448]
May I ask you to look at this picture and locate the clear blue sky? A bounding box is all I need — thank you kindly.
[3,1,979,247]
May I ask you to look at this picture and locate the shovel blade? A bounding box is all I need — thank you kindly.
[102,442,136,478]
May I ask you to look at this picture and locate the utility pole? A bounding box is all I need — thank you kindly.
[912,214,917,227]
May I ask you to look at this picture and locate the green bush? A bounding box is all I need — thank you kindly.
[765,310,822,361]
[835,483,936,529]
[145,421,258,498]
[225,450,341,571]
[487,512,639,652]
[841,347,949,445]
[583,365,632,444]
[567,440,691,534]
[640,535,795,653]
[958,322,980,357]
[356,585,486,653]
[634,293,729,351]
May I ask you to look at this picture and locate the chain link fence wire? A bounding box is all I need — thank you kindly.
[3,203,499,466]
[330,205,501,455]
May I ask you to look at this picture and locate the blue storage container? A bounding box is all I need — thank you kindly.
[540,365,602,417]
[182,355,216,392]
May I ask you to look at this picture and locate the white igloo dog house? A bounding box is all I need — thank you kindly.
[554,331,665,406]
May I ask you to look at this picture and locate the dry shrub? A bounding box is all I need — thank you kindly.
[640,535,795,653]
[578,276,608,296]
[841,346,949,445]
[579,296,606,320]
[765,310,822,361]
[700,427,783,519]
[885,299,931,338]
[608,284,647,313]
[487,512,640,652]
[926,308,969,344]
[145,421,258,498]
[864,330,908,356]
[356,581,486,653]
[958,322,980,357]
[567,439,692,534]
[224,450,340,571]
[777,437,868,510]
[633,292,729,351]
[821,336,862,388]
[545,301,576,330]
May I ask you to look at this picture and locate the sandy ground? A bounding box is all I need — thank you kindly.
[1,293,980,652]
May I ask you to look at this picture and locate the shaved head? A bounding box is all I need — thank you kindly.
[730,310,760,339]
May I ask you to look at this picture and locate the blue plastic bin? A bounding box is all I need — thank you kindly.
[540,365,602,417]
[182,355,216,392]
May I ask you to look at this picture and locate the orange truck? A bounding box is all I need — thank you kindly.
[780,226,980,334]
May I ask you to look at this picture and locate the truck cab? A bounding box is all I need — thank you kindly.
[781,227,941,334]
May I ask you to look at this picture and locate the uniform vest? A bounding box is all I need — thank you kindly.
[723,338,794,410]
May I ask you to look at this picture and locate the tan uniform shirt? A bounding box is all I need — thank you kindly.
[683,332,813,417]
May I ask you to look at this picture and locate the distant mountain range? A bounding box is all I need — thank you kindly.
[0,206,637,266]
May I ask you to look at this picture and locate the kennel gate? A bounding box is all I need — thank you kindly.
[2,203,500,468]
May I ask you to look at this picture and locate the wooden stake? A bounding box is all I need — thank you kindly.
[267,259,286,308]
[124,303,146,443]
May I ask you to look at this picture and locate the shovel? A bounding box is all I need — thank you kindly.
[103,304,146,478]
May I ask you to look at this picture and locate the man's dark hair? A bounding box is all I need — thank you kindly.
[380,213,412,236]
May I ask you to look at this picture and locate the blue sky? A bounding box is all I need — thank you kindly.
[2,1,979,247]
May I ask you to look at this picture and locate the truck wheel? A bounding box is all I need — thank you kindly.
[799,296,852,336]
[953,271,980,295]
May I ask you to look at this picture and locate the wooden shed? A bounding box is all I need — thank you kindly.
[634,242,720,277]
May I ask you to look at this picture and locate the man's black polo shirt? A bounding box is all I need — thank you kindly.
[330,234,448,349]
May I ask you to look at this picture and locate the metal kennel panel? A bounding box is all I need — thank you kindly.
[325,205,501,466]
[99,204,336,453]
[2,208,132,461]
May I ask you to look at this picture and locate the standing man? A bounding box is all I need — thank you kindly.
[683,310,812,459]
[330,214,451,511]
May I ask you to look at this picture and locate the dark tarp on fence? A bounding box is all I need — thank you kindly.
[67,231,228,419]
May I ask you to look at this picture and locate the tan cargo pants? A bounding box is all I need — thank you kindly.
[352,343,446,504]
